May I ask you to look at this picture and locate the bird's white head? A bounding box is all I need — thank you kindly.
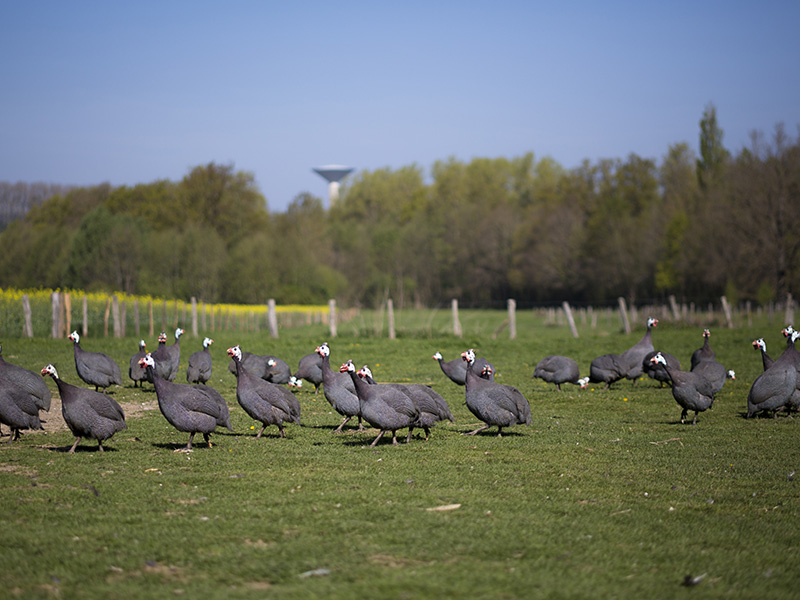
[226,345,242,361]
[316,343,330,358]
[158,332,168,343]
[358,365,373,380]
[753,338,766,352]
[461,349,476,364]
[41,363,59,378]
[432,351,443,361]
[203,337,213,348]
[702,328,711,338]
[339,359,355,373]
[175,328,184,339]
[727,370,736,380]
[139,339,147,350]
[650,352,667,366]
[647,318,658,328]
[578,376,590,389]
[138,353,155,369]
[68,331,80,344]
[289,376,302,388]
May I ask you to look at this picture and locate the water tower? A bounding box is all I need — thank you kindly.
[312,165,354,206]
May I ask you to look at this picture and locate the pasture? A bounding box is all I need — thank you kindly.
[1,309,798,599]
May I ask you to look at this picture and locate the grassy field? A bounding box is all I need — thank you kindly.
[1,309,798,599]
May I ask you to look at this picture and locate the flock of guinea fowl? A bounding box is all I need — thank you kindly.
[0,317,797,453]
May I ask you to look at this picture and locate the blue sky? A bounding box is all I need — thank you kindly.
[1,1,798,212]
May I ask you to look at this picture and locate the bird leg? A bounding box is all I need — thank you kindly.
[496,427,503,438]
[369,430,386,447]
[692,412,699,425]
[68,437,82,454]
[97,441,105,452]
[278,424,286,438]
[203,433,212,447]
[556,383,562,392]
[391,430,398,445]
[357,417,365,432]
[463,424,490,436]
[405,426,414,442]
[680,409,688,424]
[256,425,266,439]
[333,416,352,433]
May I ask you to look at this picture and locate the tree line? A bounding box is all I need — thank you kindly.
[0,106,798,309]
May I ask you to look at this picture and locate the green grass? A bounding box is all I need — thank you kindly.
[1,310,798,599]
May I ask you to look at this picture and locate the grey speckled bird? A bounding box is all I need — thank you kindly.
[68,331,122,392]
[461,349,531,437]
[139,353,231,451]
[41,364,126,452]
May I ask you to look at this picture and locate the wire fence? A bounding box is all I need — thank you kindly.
[0,288,342,339]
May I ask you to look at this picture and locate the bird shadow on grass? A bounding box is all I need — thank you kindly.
[46,444,120,453]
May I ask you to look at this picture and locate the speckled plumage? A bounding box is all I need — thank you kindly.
[42,365,125,452]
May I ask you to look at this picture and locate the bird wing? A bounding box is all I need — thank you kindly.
[84,392,126,422]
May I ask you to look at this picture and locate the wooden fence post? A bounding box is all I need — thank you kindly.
[267,299,278,338]
[329,299,337,338]
[785,293,794,326]
[134,299,140,337]
[562,301,579,338]
[82,295,88,337]
[191,297,198,337]
[508,299,517,340]
[64,293,71,337]
[148,300,154,337]
[103,297,111,337]
[21,294,33,338]
[51,292,60,339]
[452,299,462,338]
[668,295,680,321]
[387,298,396,340]
[720,295,734,329]
[112,295,121,337]
[617,297,631,334]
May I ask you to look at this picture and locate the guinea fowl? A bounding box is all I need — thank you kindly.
[339,360,419,446]
[227,350,269,379]
[690,329,716,370]
[41,364,126,452]
[165,328,185,381]
[149,332,173,381]
[461,349,531,437]
[0,343,51,413]
[316,342,363,432]
[589,353,626,389]
[360,365,453,440]
[227,345,300,437]
[139,353,232,451]
[68,331,122,392]
[265,356,292,384]
[691,360,734,398]
[0,375,43,442]
[752,338,775,371]
[642,350,682,387]
[650,352,715,425]
[747,329,800,418]
[186,337,214,384]
[619,317,658,383]
[293,351,323,394]
[128,340,148,387]
[432,351,493,385]
[532,355,588,391]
